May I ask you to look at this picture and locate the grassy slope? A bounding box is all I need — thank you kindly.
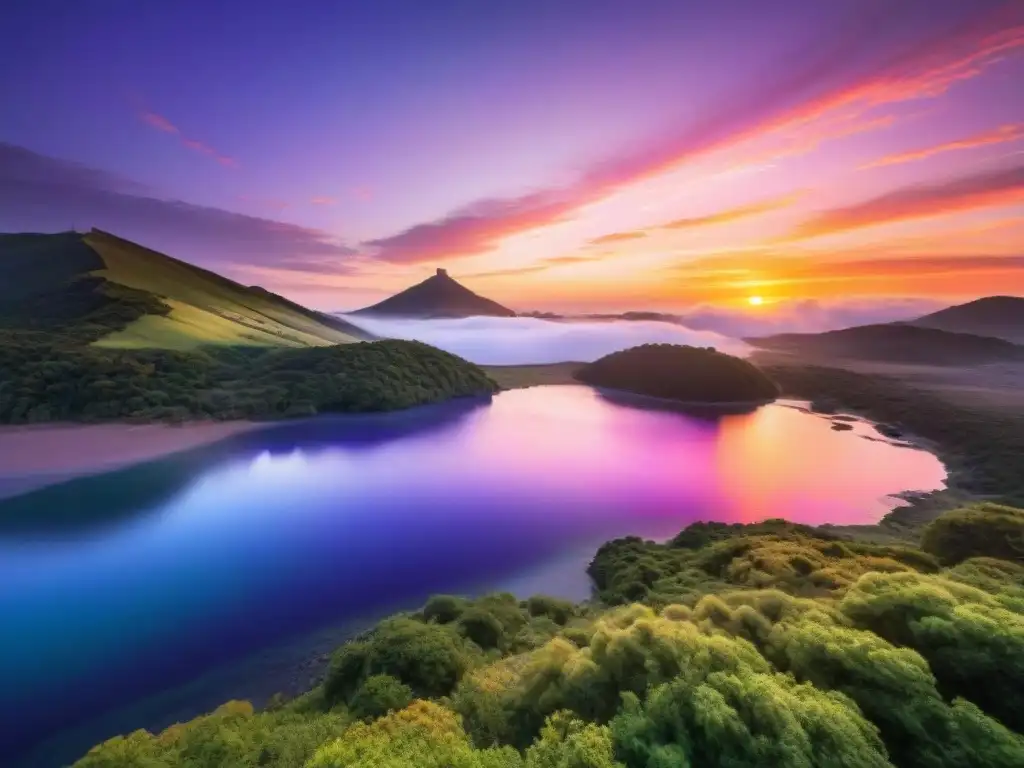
[83,230,365,350]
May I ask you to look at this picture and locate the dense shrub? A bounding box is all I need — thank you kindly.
[306,700,521,768]
[74,701,349,768]
[841,571,1024,733]
[526,596,575,625]
[921,503,1024,565]
[348,675,413,722]
[459,608,507,650]
[423,594,469,624]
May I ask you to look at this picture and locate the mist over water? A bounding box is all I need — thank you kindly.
[340,315,748,365]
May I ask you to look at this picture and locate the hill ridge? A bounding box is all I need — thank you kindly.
[0,229,370,349]
[353,268,515,318]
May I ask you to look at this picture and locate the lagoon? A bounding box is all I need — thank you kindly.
[0,385,945,765]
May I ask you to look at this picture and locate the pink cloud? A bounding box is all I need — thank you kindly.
[140,111,179,134]
[310,196,338,206]
[861,123,1024,169]
[364,5,1024,265]
[789,165,1024,240]
[138,110,236,167]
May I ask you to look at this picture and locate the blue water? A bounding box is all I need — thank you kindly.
[0,386,945,765]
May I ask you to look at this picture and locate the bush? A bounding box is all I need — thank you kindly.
[365,618,468,698]
[921,504,1024,565]
[324,641,371,705]
[459,608,506,650]
[423,594,468,624]
[348,674,413,721]
[526,596,574,625]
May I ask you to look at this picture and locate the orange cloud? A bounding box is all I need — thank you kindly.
[310,196,338,206]
[789,165,1024,240]
[589,231,646,245]
[663,192,802,231]
[862,124,1024,169]
[138,110,236,167]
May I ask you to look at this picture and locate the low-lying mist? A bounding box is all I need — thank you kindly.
[341,315,748,366]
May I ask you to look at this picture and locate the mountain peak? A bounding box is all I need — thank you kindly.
[353,269,515,318]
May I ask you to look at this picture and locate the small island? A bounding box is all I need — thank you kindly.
[573,343,780,406]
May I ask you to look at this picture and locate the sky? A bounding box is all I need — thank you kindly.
[1,0,1022,317]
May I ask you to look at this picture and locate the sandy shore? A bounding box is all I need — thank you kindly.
[0,421,265,500]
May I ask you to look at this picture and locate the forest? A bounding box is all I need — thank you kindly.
[0,333,498,423]
[73,502,1024,767]
[574,344,780,404]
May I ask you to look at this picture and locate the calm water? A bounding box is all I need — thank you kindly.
[0,386,945,764]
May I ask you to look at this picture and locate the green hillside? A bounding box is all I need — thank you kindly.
[0,229,368,349]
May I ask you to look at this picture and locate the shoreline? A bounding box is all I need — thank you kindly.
[778,400,972,541]
[0,421,267,501]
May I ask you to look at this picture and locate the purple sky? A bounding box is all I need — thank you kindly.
[1,0,1022,311]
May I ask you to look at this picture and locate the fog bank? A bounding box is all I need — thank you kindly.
[341,315,747,365]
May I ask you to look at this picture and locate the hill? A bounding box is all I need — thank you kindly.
[746,323,1024,365]
[0,230,368,349]
[911,296,1024,343]
[353,268,515,318]
[574,343,780,404]
[0,337,497,423]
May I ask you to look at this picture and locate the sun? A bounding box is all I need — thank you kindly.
[747,295,764,306]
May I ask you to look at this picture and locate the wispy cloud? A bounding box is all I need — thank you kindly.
[362,6,1024,265]
[862,124,1024,169]
[363,190,579,264]
[138,110,236,167]
[589,231,646,245]
[310,196,338,206]
[663,192,803,231]
[788,165,1024,240]
[0,142,354,270]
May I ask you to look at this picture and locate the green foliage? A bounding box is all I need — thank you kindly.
[589,521,938,606]
[841,570,1024,732]
[459,608,507,650]
[575,344,780,404]
[424,594,469,624]
[73,701,349,768]
[526,596,575,625]
[610,672,891,768]
[348,675,413,722]
[74,512,1024,768]
[0,337,497,424]
[921,503,1024,565]
[525,712,622,768]
[305,700,522,768]
[353,617,468,699]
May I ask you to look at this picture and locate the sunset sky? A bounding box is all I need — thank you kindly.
[1,0,1022,315]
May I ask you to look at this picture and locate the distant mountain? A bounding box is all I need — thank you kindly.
[910,296,1024,343]
[0,229,368,349]
[745,323,1024,366]
[353,268,515,318]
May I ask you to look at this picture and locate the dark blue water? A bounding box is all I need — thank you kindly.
[0,386,945,765]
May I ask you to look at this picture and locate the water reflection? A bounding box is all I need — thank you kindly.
[0,386,945,764]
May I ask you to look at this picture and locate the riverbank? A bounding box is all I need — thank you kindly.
[0,421,265,500]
